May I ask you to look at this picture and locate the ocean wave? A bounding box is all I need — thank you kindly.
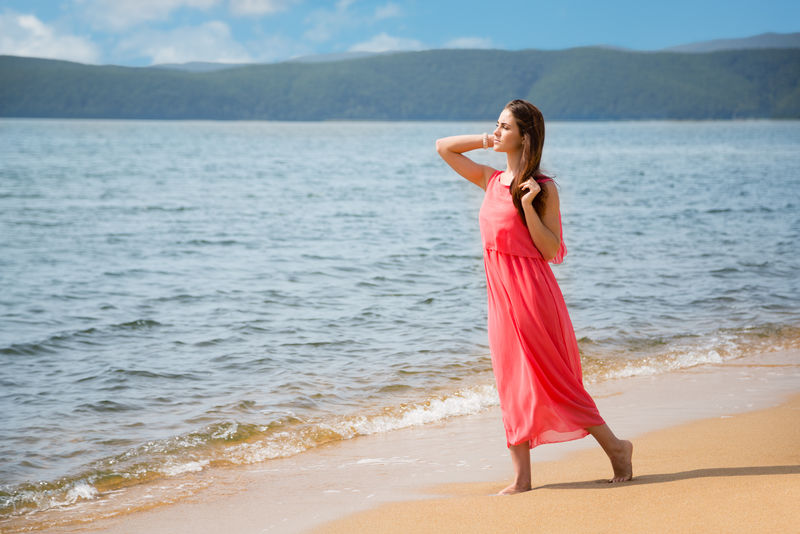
[0,481,98,520]
[0,319,165,356]
[75,400,141,414]
[223,384,499,464]
[581,324,800,383]
[112,319,164,330]
[0,341,59,356]
[0,383,498,520]
[182,239,242,246]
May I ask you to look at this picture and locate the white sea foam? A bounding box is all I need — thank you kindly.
[160,460,209,477]
[326,384,498,438]
[225,435,309,464]
[11,482,101,514]
[601,350,725,380]
[588,334,745,383]
[62,483,98,505]
[211,422,239,440]
[220,384,498,466]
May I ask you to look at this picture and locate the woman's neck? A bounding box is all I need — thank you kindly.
[505,151,523,180]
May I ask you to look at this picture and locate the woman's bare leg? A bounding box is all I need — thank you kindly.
[499,441,532,495]
[586,423,633,482]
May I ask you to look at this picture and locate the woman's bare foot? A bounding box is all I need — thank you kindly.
[498,482,532,495]
[609,439,633,483]
[500,442,532,494]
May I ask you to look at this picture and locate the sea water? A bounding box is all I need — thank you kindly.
[1,119,798,523]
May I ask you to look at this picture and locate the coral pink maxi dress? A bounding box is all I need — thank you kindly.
[479,170,604,448]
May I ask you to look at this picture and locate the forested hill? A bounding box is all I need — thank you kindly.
[1,47,799,120]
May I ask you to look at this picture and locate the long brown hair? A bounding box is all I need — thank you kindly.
[506,99,549,223]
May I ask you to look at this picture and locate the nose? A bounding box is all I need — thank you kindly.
[493,125,501,137]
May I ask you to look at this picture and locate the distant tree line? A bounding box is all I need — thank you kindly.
[1,47,798,120]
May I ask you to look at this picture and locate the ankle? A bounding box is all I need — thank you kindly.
[514,477,531,489]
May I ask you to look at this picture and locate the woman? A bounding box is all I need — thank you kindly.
[435,99,633,494]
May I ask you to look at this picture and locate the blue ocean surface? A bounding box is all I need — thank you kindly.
[1,119,798,525]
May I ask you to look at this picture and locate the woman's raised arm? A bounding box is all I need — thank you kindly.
[435,134,496,190]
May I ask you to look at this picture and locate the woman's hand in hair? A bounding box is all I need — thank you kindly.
[521,181,561,261]
[520,178,541,207]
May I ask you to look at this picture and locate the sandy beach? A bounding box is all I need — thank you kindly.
[317,393,800,534]
[8,349,799,534]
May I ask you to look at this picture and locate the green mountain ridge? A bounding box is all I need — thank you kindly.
[1,47,799,120]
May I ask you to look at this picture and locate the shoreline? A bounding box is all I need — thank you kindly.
[316,392,800,534]
[6,349,799,534]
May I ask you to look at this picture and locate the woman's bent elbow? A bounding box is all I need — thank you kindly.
[540,242,561,262]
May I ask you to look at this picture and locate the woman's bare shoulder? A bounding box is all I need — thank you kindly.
[541,180,559,195]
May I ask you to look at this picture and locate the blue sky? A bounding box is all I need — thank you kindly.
[1,0,798,66]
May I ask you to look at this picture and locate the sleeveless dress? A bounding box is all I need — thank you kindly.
[479,170,604,448]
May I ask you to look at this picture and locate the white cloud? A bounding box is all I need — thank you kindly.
[349,33,424,53]
[228,0,297,16]
[374,3,401,20]
[303,3,352,43]
[76,0,218,31]
[115,21,252,65]
[0,11,100,63]
[304,1,402,44]
[444,37,493,49]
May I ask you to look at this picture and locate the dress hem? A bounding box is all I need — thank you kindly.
[508,426,601,449]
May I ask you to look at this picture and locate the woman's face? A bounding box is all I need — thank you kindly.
[493,108,523,153]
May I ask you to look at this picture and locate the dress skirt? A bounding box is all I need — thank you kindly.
[484,249,604,447]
